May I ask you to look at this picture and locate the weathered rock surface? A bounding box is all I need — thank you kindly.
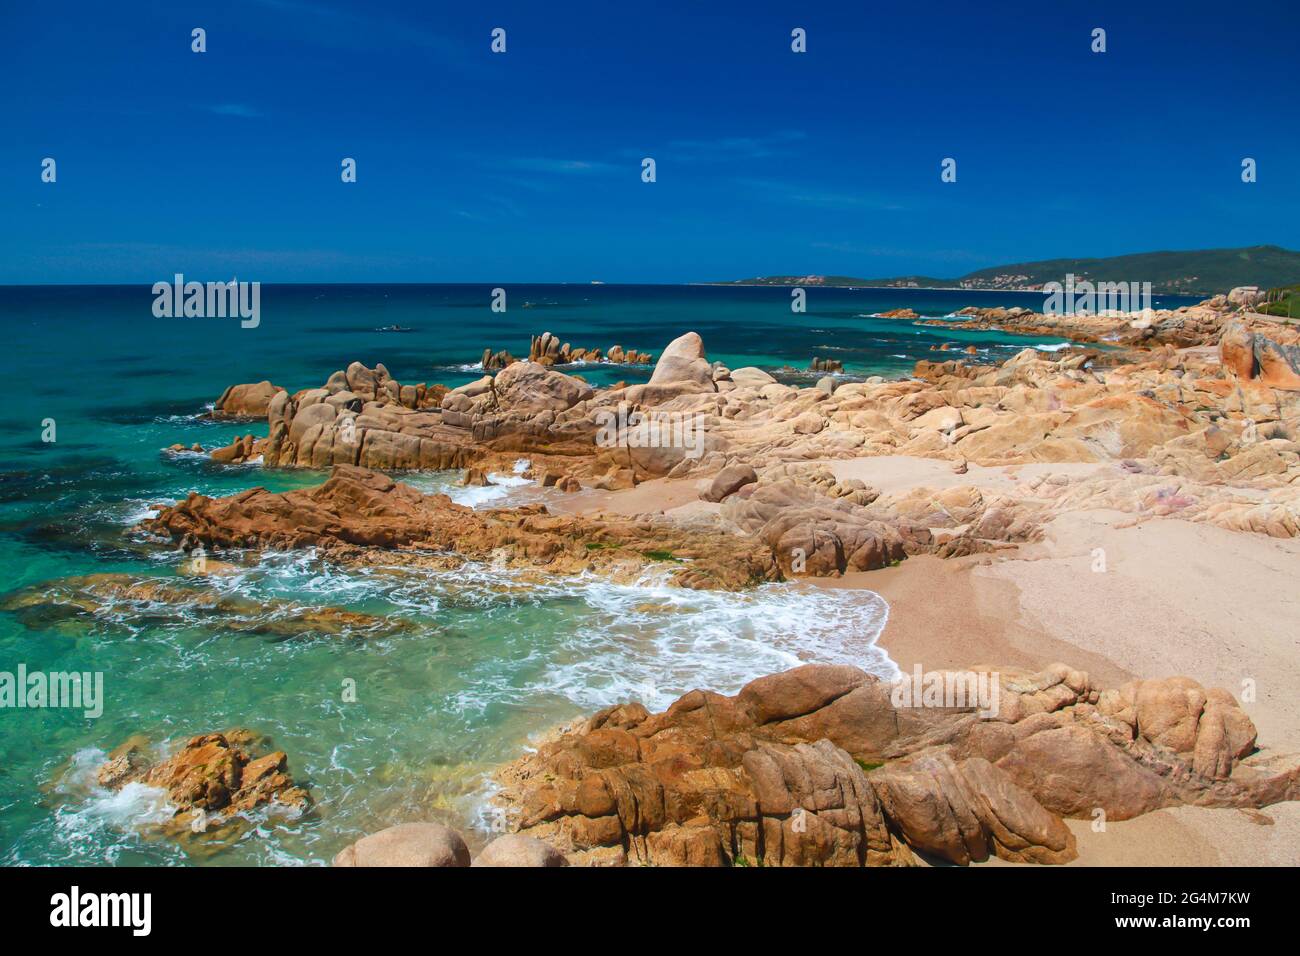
[1220,319,1300,390]
[494,360,594,413]
[492,663,1298,866]
[0,573,408,640]
[701,463,757,502]
[647,331,716,389]
[141,465,779,590]
[333,822,470,867]
[95,730,309,839]
[212,381,285,418]
[474,833,568,867]
[181,308,1300,595]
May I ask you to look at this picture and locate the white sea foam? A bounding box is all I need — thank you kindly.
[368,562,895,713]
[116,499,162,525]
[72,782,176,829]
[50,748,177,861]
[39,546,894,862]
[400,467,537,509]
[1034,341,1073,352]
[447,471,534,508]
[236,550,896,712]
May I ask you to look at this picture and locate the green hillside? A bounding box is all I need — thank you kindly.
[723,245,1300,296]
[1259,284,1300,319]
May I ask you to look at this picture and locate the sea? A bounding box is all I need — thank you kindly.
[0,283,1202,865]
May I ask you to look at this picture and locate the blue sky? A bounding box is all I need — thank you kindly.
[2,0,1297,283]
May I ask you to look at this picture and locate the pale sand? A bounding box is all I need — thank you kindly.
[560,455,1300,865]
[550,475,717,518]
[828,456,1300,866]
[859,515,1300,867]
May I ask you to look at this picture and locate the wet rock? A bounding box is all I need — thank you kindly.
[140,465,778,590]
[0,573,411,640]
[482,348,517,371]
[95,730,309,838]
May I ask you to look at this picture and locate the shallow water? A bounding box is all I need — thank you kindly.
[0,283,1198,865]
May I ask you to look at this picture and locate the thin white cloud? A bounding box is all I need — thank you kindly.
[503,157,618,175]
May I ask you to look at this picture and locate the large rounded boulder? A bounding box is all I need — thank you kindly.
[648,331,716,388]
[494,361,594,413]
[332,822,471,867]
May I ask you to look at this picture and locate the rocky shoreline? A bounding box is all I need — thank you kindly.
[23,298,1300,865]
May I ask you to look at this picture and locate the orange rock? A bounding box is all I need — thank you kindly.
[493,662,1296,866]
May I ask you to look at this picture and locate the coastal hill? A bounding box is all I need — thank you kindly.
[720,244,1300,296]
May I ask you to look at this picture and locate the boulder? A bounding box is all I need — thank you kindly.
[872,751,1076,865]
[1255,335,1300,389]
[213,381,284,418]
[474,834,568,867]
[494,361,594,413]
[333,822,470,867]
[648,332,716,388]
[1219,321,1257,379]
[730,366,777,388]
[701,463,758,502]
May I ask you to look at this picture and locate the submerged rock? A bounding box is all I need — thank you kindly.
[0,573,409,640]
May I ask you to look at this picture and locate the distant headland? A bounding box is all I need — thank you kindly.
[716,244,1300,296]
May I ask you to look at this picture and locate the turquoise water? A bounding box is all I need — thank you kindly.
[0,284,1199,865]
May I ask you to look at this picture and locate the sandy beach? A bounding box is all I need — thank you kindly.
[571,454,1300,865]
